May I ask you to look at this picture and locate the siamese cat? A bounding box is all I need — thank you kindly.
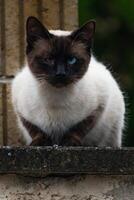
[12,16,125,146]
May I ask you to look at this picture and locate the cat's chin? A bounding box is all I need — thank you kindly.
[46,77,75,88]
[48,81,73,88]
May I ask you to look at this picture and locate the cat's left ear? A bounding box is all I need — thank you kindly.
[71,20,96,46]
[26,16,52,53]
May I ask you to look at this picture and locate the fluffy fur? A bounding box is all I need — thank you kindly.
[12,29,125,146]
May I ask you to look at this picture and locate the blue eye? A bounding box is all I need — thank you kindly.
[67,57,77,65]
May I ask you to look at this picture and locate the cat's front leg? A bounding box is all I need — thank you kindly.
[61,115,96,146]
[20,116,52,146]
[61,131,82,146]
[30,133,52,146]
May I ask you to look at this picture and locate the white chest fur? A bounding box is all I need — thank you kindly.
[12,60,98,134]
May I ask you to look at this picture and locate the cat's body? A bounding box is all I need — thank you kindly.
[12,17,125,146]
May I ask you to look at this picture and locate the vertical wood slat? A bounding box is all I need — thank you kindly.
[37,0,43,22]
[63,0,78,30]
[23,0,42,65]
[7,84,20,146]
[0,0,6,75]
[0,0,8,145]
[0,0,2,76]
[3,0,20,145]
[59,0,64,30]
[5,0,20,75]
[0,1,1,75]
[0,86,2,145]
[24,0,39,18]
[2,84,7,145]
[42,0,60,29]
[18,0,25,68]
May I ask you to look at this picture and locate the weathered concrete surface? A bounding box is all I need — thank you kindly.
[0,147,134,199]
[0,174,134,200]
[0,147,134,176]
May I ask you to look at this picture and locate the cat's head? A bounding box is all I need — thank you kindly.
[26,16,95,88]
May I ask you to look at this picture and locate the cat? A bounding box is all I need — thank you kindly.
[11,16,125,147]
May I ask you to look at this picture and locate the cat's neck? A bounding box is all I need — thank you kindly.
[24,66,76,105]
[38,76,81,107]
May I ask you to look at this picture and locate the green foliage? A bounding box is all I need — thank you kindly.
[78,0,134,146]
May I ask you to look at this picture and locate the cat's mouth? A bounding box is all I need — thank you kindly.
[47,76,74,88]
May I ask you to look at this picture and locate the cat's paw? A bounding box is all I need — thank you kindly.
[30,135,52,146]
[61,134,82,146]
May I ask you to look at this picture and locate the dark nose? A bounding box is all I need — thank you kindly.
[56,64,66,76]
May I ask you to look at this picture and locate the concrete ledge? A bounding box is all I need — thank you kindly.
[0,147,134,177]
[0,175,134,200]
[1,174,134,200]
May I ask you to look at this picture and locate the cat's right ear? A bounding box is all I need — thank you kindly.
[26,16,52,53]
[71,20,96,49]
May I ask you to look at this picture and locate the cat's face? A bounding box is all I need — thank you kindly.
[26,17,95,88]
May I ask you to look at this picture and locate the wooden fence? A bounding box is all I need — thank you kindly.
[0,0,78,145]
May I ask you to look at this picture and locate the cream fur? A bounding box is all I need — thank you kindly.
[12,30,125,146]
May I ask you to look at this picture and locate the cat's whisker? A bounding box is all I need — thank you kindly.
[37,78,46,83]
[38,74,49,77]
[38,81,46,88]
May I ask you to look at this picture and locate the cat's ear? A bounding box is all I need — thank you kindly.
[71,20,96,46]
[26,16,52,52]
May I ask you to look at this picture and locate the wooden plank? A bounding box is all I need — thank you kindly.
[23,0,44,67]
[0,0,6,75]
[0,85,3,145]
[24,0,39,19]
[63,0,78,30]
[41,0,60,29]
[5,0,20,75]
[0,147,134,176]
[6,83,20,146]
[0,1,1,75]
[0,82,20,146]
[1,84,8,145]
[18,0,25,67]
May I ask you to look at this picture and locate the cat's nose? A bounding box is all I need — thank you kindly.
[56,64,66,76]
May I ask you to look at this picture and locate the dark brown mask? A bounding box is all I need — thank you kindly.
[26,16,96,88]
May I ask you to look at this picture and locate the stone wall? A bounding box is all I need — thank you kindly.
[0,174,134,200]
[0,0,78,145]
[0,147,134,200]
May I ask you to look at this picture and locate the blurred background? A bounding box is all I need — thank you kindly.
[0,0,133,146]
[79,0,134,146]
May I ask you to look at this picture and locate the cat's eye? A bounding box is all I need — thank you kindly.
[39,57,54,65]
[67,57,77,65]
